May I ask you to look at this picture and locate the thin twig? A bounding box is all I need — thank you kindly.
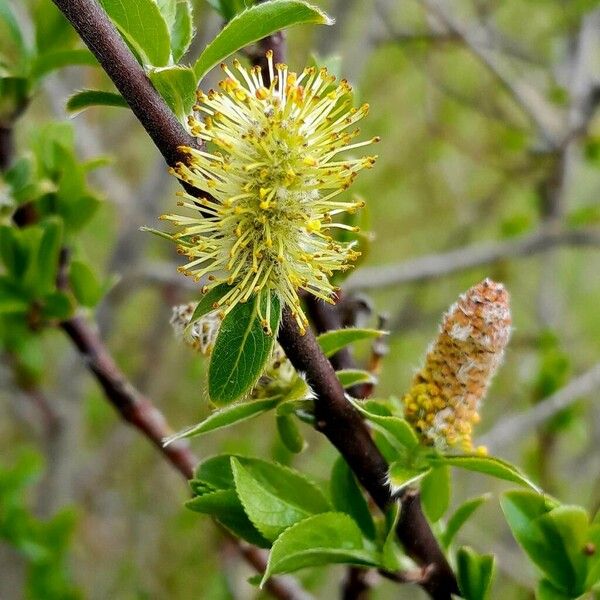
[479,362,600,452]
[345,227,600,291]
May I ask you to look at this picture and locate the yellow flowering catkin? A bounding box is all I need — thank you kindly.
[158,51,379,335]
[402,279,511,452]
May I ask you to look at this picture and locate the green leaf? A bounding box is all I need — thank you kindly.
[194,0,333,80]
[189,284,232,324]
[41,291,73,320]
[457,546,495,600]
[0,0,27,74]
[441,494,491,549]
[69,260,103,307]
[35,218,63,296]
[536,579,572,600]
[98,0,172,66]
[148,66,197,122]
[330,457,376,540]
[336,369,377,389]
[31,49,97,80]
[351,400,419,451]
[381,503,401,571]
[66,89,128,115]
[193,454,237,491]
[170,0,194,62]
[163,396,281,445]
[420,466,450,523]
[208,293,281,405]
[206,0,255,20]
[0,225,28,279]
[317,328,383,357]
[501,491,581,593]
[387,462,430,493]
[275,415,305,453]
[186,489,270,548]
[432,454,541,493]
[0,277,29,314]
[230,457,330,541]
[261,512,377,584]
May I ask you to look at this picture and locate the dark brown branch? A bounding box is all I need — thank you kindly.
[50,1,457,596]
[277,309,458,599]
[60,313,197,479]
[0,125,14,171]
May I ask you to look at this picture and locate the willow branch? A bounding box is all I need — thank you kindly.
[51,1,457,596]
[345,227,600,291]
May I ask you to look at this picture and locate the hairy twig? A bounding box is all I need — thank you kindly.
[345,227,600,291]
[51,1,458,596]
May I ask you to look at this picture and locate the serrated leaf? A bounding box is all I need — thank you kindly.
[163,396,281,445]
[387,462,430,493]
[186,489,270,548]
[351,399,419,451]
[317,328,383,357]
[230,457,331,541]
[148,65,196,122]
[330,457,376,540]
[31,49,97,80]
[193,454,236,491]
[208,293,281,404]
[275,415,305,453]
[194,0,333,80]
[432,454,541,493]
[457,546,495,600]
[66,89,128,115]
[421,466,450,523]
[261,512,377,584]
[69,260,103,307]
[441,494,491,549]
[98,0,172,66]
[336,369,377,389]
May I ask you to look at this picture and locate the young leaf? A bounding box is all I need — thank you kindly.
[317,328,383,357]
[206,0,255,20]
[66,89,128,115]
[189,283,232,323]
[275,415,305,454]
[420,466,451,523]
[230,457,330,541]
[163,396,281,446]
[336,369,377,389]
[441,494,491,549]
[456,546,495,600]
[186,489,269,548]
[261,512,378,584]
[388,463,430,494]
[69,260,103,307]
[431,454,541,493]
[194,0,333,81]
[193,454,237,491]
[536,579,572,600]
[351,400,419,451]
[500,491,581,594]
[98,0,171,66]
[381,503,401,571]
[148,66,196,122]
[329,457,376,540]
[170,0,194,62]
[34,218,63,296]
[41,292,73,320]
[208,293,281,405]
